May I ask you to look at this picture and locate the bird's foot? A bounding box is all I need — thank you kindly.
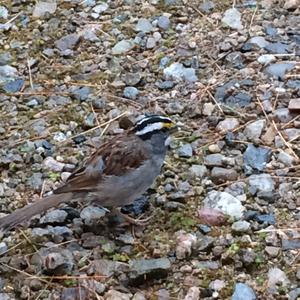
[111,207,152,226]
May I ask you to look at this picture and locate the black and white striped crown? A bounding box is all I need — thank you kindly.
[134,115,174,137]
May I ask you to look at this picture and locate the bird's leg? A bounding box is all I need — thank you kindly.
[111,207,152,226]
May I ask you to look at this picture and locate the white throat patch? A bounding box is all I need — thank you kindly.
[136,122,164,136]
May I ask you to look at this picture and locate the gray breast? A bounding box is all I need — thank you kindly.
[91,153,165,207]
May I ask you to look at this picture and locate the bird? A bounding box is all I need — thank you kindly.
[0,114,176,231]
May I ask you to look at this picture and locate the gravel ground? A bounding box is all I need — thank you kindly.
[0,0,300,299]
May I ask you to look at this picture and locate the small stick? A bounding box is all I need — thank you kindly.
[4,11,22,25]
[27,58,34,89]
[206,90,224,114]
[248,5,258,32]
[68,111,128,141]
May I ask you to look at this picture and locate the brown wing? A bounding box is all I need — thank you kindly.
[54,133,149,194]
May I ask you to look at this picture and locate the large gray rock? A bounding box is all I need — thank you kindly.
[203,191,244,219]
[129,258,171,284]
[248,174,275,194]
[163,62,197,82]
[231,283,256,300]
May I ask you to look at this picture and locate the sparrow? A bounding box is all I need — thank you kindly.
[0,114,176,231]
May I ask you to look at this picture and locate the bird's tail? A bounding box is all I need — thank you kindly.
[0,193,73,231]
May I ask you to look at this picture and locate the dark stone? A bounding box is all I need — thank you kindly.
[240,43,255,52]
[129,258,171,285]
[255,214,276,225]
[244,210,259,220]
[265,63,296,80]
[198,224,212,234]
[41,140,53,150]
[265,25,277,36]
[71,86,92,101]
[3,78,24,93]
[157,80,175,90]
[282,239,300,250]
[264,42,290,54]
[215,80,252,107]
[225,52,244,69]
[225,92,252,107]
[73,135,87,144]
[121,195,149,216]
[224,132,235,146]
[243,144,272,173]
[287,80,300,90]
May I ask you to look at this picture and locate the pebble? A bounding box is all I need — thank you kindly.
[40,209,68,224]
[0,52,12,65]
[290,288,300,300]
[93,3,108,14]
[273,108,293,123]
[163,62,197,82]
[0,242,8,255]
[3,78,24,93]
[257,54,276,65]
[177,144,193,158]
[71,86,91,101]
[123,86,139,99]
[83,113,95,128]
[157,80,175,90]
[0,6,8,19]
[265,63,296,80]
[184,287,200,300]
[267,268,290,292]
[248,36,269,48]
[53,132,67,142]
[282,238,300,250]
[231,220,250,233]
[0,65,18,79]
[146,37,156,49]
[200,1,215,12]
[211,167,238,183]
[124,73,142,86]
[209,279,226,291]
[231,283,256,300]
[244,120,265,140]
[136,18,153,33]
[43,157,65,172]
[216,118,240,132]
[265,246,280,257]
[248,174,275,194]
[175,230,197,259]
[55,33,80,51]
[264,42,290,54]
[255,214,276,225]
[112,40,134,55]
[33,1,57,18]
[129,258,171,284]
[288,98,300,112]
[222,8,243,30]
[80,206,106,225]
[243,144,271,173]
[277,151,295,166]
[208,144,221,153]
[203,191,244,219]
[204,154,226,167]
[166,101,184,114]
[105,290,132,300]
[188,164,208,179]
[202,103,215,115]
[157,16,171,30]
